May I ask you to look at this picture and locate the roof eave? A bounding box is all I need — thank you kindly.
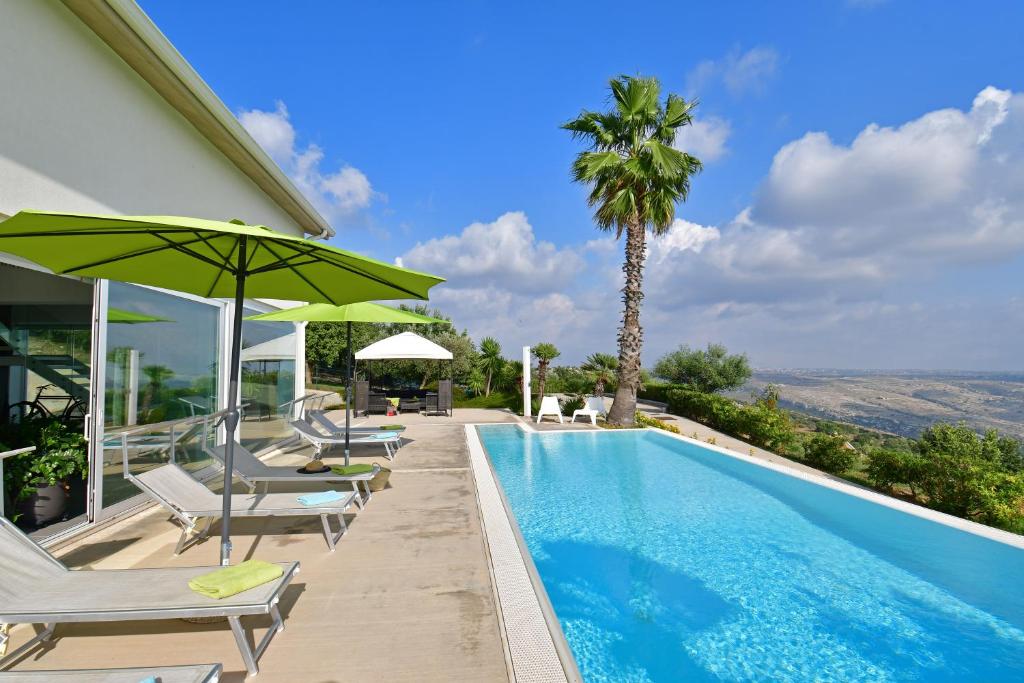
[61,0,335,239]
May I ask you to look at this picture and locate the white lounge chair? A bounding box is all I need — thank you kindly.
[0,663,222,682]
[126,462,356,555]
[536,396,563,424]
[291,419,401,460]
[0,516,295,676]
[571,396,607,425]
[206,442,380,508]
[307,409,407,447]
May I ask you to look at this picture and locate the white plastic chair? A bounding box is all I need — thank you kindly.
[536,396,563,424]
[571,396,606,425]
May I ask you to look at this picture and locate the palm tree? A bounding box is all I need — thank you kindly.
[581,352,618,397]
[478,337,504,396]
[532,343,560,400]
[564,75,701,425]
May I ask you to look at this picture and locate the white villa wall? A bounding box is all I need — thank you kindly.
[0,1,304,236]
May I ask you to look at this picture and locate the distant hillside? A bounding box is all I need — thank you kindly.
[728,370,1024,439]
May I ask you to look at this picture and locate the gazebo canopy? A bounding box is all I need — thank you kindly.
[355,331,453,361]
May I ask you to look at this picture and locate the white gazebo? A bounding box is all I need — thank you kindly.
[355,332,454,416]
[355,331,453,361]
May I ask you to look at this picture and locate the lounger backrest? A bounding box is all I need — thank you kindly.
[290,419,323,442]
[208,442,273,479]
[586,396,606,414]
[134,463,218,514]
[0,516,67,599]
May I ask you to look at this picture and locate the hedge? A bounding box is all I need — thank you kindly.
[666,388,795,453]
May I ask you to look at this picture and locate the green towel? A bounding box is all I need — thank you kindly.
[380,424,404,430]
[188,560,283,600]
[331,464,375,476]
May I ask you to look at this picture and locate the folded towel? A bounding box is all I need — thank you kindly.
[137,678,157,683]
[297,490,346,506]
[331,464,375,476]
[188,560,283,600]
[372,432,399,440]
[380,424,404,431]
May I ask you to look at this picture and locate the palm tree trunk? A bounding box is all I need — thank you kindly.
[485,370,492,397]
[536,362,547,400]
[607,218,646,425]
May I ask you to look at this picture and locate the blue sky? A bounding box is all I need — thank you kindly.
[142,1,1024,369]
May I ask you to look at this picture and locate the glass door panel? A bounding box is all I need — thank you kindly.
[99,283,221,511]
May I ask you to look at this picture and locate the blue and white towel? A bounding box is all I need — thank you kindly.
[372,432,399,440]
[297,490,345,506]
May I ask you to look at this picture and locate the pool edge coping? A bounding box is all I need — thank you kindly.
[465,424,583,683]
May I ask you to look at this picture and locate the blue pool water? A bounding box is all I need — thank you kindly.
[478,425,1024,682]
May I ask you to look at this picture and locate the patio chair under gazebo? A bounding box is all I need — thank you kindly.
[354,332,454,417]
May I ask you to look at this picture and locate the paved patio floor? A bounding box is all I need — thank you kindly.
[4,408,523,682]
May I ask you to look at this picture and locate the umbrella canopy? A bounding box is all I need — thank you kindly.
[355,331,453,360]
[245,301,448,324]
[0,211,440,303]
[107,308,172,324]
[0,210,444,564]
[244,303,450,464]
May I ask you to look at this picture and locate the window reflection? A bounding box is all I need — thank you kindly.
[240,308,296,452]
[103,283,220,507]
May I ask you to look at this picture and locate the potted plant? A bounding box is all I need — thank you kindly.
[1,419,87,529]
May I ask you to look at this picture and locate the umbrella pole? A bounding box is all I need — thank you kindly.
[220,236,248,566]
[345,321,352,466]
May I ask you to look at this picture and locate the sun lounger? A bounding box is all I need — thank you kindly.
[290,420,400,460]
[125,462,355,554]
[307,410,406,447]
[0,516,295,676]
[571,396,607,425]
[205,442,380,508]
[0,663,222,682]
[536,396,564,424]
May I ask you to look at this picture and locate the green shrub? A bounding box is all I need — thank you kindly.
[637,383,682,404]
[803,434,857,474]
[666,389,739,432]
[560,395,585,415]
[733,402,795,452]
[865,449,925,496]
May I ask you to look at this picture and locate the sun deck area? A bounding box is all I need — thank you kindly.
[3,409,546,682]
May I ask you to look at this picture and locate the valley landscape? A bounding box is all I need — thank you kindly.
[736,369,1024,440]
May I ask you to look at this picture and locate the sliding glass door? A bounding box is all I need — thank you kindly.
[94,282,223,517]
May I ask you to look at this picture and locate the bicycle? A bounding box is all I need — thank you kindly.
[8,384,87,425]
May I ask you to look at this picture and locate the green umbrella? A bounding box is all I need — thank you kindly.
[0,210,443,564]
[245,302,449,465]
[107,308,172,324]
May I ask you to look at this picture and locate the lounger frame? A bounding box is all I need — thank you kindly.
[0,518,297,677]
[121,442,352,554]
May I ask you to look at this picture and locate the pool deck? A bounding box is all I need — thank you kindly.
[3,408,530,682]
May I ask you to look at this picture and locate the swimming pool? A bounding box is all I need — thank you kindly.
[478,424,1024,682]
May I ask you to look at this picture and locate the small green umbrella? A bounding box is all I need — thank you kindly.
[0,211,443,564]
[245,302,449,464]
[107,308,172,324]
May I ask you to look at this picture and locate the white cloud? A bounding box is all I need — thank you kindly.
[238,101,376,222]
[649,219,720,263]
[674,116,731,162]
[393,88,1024,369]
[687,46,780,97]
[401,212,584,293]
